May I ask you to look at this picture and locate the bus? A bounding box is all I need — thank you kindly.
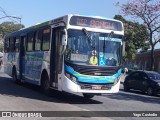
[3,14,124,98]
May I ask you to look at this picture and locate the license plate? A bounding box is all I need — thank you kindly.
[92,85,102,90]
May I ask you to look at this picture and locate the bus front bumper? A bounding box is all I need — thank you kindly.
[62,76,120,94]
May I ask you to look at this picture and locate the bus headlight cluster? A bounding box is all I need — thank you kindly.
[114,76,120,85]
[65,72,77,83]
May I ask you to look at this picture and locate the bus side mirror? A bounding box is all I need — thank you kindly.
[61,29,67,46]
[122,41,125,57]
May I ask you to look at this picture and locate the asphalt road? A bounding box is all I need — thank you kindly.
[0,72,160,120]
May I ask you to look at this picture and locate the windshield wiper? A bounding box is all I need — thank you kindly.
[82,28,92,45]
[108,31,114,39]
[82,28,96,50]
[82,28,96,59]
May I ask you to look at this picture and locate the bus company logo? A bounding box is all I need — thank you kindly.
[2,112,12,117]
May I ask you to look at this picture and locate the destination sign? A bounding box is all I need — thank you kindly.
[70,16,122,31]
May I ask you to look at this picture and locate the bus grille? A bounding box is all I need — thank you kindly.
[65,61,121,76]
[76,68,117,76]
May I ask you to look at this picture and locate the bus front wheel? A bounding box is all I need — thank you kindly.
[41,73,51,96]
[83,93,94,99]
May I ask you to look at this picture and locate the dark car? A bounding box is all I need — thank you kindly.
[124,70,160,96]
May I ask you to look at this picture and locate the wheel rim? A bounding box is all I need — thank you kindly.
[43,79,49,91]
[147,87,153,95]
[42,75,50,92]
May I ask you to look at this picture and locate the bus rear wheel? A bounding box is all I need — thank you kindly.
[12,68,19,83]
[41,74,51,96]
[83,93,94,99]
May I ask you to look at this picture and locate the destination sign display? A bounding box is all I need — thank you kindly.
[70,16,122,31]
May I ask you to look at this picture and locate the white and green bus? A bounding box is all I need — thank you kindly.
[3,14,124,98]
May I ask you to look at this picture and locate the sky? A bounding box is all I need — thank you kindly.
[0,0,159,49]
[0,0,124,27]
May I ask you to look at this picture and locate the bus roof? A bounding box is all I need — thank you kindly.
[5,14,123,38]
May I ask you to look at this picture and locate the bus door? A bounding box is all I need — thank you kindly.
[19,35,26,80]
[50,27,64,88]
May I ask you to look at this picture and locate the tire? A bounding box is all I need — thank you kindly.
[146,87,154,96]
[12,68,18,83]
[41,73,51,96]
[83,93,94,99]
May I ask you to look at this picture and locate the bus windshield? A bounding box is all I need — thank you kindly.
[65,29,123,66]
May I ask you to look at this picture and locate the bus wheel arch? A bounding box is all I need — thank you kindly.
[40,70,51,96]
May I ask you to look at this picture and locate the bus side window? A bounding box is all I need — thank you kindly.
[10,37,18,52]
[42,27,51,51]
[35,30,42,51]
[27,32,34,51]
[4,38,10,53]
[7,38,10,52]
[10,38,14,52]
[13,37,16,52]
[15,37,20,52]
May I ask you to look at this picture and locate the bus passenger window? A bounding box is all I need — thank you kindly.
[7,38,10,52]
[15,37,20,52]
[4,39,10,52]
[13,37,16,52]
[42,27,51,51]
[35,30,42,51]
[27,32,34,51]
[10,38,13,52]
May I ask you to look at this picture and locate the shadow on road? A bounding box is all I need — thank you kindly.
[0,75,102,104]
[105,89,160,104]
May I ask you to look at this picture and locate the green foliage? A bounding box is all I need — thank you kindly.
[114,15,150,60]
[117,0,160,70]
[0,21,24,37]
[0,21,24,52]
[0,40,3,52]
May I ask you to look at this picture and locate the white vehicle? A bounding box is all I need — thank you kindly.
[3,14,124,98]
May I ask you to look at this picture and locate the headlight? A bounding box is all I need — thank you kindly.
[114,76,120,85]
[71,76,77,83]
[65,72,77,83]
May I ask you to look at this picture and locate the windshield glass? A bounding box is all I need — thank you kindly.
[147,72,160,80]
[65,29,123,66]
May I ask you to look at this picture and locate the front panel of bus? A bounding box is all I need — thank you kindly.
[62,15,124,93]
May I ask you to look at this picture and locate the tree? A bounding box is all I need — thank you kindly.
[0,22,24,37]
[0,21,24,51]
[0,7,24,52]
[114,15,150,60]
[117,0,160,70]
